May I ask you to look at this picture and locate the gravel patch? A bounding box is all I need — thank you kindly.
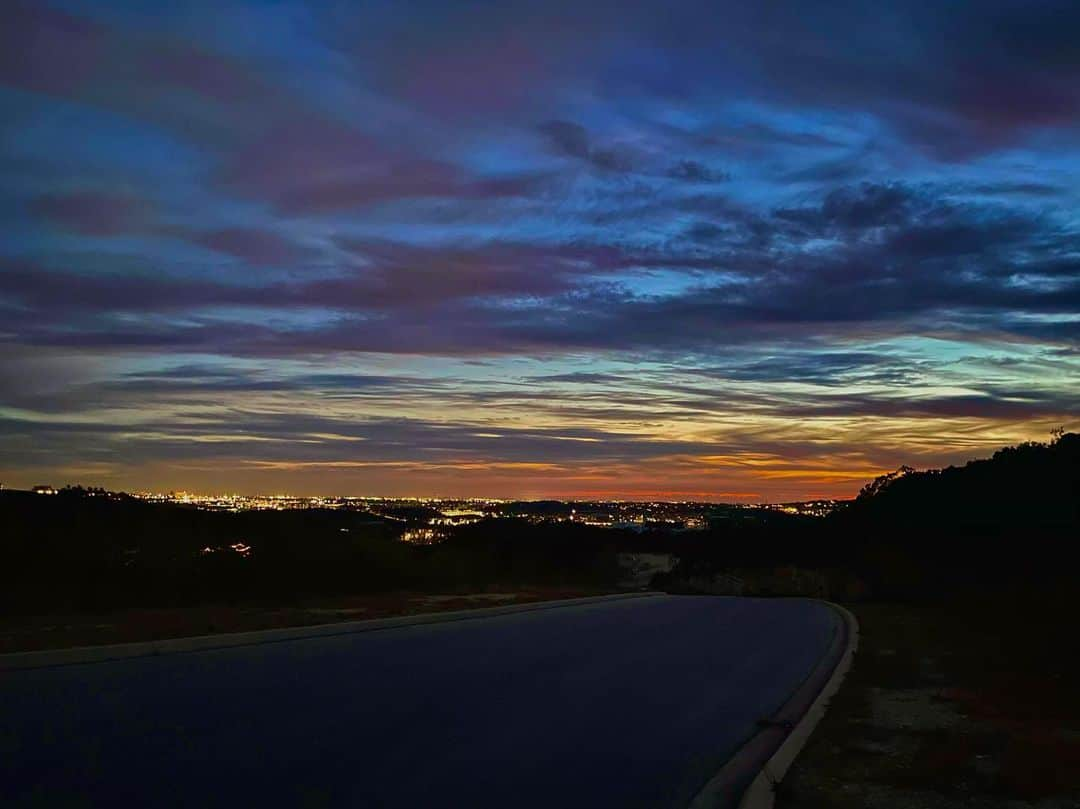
[866,686,973,732]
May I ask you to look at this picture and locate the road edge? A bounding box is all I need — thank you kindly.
[689,599,860,809]
[736,602,859,809]
[0,591,661,672]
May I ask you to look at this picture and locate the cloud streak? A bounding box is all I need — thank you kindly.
[2,1,1079,497]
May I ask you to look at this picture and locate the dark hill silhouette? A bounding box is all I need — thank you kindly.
[814,432,1079,598]
[839,432,1079,535]
[652,433,1079,599]
[0,489,419,613]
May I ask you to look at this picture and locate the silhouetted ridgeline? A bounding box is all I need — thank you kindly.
[1,493,401,612]
[844,432,1078,532]
[659,432,1079,599]
[2,433,1076,612]
[0,491,623,613]
[828,432,1078,597]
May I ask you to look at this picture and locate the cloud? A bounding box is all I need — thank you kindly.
[190,228,312,266]
[693,353,918,386]
[538,120,590,160]
[29,191,145,236]
[667,160,729,183]
[537,120,635,173]
[1,4,106,96]
[5,178,1078,357]
[4,1,1080,496]
[525,372,628,384]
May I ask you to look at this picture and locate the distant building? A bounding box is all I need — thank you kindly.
[32,485,57,495]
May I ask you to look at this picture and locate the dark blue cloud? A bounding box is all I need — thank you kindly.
[2,0,1080,495]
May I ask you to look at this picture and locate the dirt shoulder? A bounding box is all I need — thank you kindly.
[0,587,617,654]
[778,599,1080,808]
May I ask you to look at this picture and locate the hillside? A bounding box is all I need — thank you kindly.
[823,432,1079,597]
[838,432,1079,534]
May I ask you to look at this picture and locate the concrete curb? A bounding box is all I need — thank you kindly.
[0,591,662,672]
[688,600,860,809]
[735,602,859,809]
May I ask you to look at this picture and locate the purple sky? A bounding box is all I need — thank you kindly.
[1,1,1078,499]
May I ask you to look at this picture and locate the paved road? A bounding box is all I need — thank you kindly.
[1,595,839,808]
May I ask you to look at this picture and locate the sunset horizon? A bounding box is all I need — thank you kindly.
[0,431,1056,503]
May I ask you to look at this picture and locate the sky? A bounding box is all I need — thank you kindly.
[1,0,1079,500]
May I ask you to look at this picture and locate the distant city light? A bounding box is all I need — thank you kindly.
[124,490,843,540]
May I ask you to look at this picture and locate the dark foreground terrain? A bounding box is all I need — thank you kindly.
[780,596,1080,808]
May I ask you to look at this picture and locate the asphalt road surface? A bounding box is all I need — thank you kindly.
[2,595,840,808]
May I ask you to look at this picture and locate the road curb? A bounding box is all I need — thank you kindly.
[0,591,662,672]
[688,599,860,809]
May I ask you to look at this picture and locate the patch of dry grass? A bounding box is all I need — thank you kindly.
[777,599,1080,808]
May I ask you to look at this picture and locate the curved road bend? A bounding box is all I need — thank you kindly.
[1,595,840,809]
